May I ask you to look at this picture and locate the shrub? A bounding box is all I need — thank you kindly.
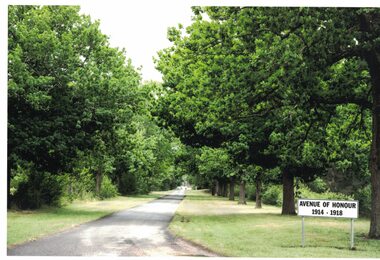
[10,164,31,199]
[99,175,119,199]
[232,183,256,199]
[296,183,352,201]
[306,177,328,193]
[160,178,175,191]
[354,184,371,217]
[68,168,96,200]
[119,171,137,195]
[40,172,65,206]
[245,183,256,201]
[14,180,42,209]
[234,187,240,197]
[135,174,150,194]
[11,163,66,209]
[262,185,282,206]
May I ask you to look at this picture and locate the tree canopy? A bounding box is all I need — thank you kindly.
[8,6,182,209]
[155,7,380,238]
[7,5,380,240]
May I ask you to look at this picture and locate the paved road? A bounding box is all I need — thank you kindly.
[8,189,217,256]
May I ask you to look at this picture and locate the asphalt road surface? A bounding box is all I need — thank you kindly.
[8,189,217,256]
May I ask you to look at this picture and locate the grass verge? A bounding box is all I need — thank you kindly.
[7,191,169,247]
[170,189,380,258]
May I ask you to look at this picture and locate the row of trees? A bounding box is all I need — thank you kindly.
[154,7,380,238]
[7,5,380,240]
[8,6,182,209]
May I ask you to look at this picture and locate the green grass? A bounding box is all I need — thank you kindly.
[7,191,168,247]
[170,189,380,257]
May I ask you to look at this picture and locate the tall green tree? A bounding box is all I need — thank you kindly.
[156,6,380,238]
[241,6,379,237]
[8,5,141,207]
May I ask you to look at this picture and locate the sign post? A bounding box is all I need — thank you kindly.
[297,199,358,249]
[301,216,305,247]
[351,218,354,249]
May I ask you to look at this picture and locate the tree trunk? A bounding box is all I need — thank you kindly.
[7,166,11,209]
[219,179,224,196]
[211,181,216,196]
[222,180,228,197]
[238,180,247,205]
[282,171,296,215]
[95,171,103,196]
[256,173,262,209]
[360,14,380,238]
[369,94,380,238]
[217,179,223,196]
[229,177,235,201]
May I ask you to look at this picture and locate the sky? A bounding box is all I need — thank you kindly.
[75,0,380,82]
[80,1,194,82]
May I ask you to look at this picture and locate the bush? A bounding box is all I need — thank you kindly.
[99,175,119,199]
[234,187,240,197]
[135,174,150,194]
[297,183,352,201]
[10,164,30,198]
[40,172,65,206]
[306,177,328,193]
[232,183,256,200]
[160,178,175,191]
[354,185,371,217]
[68,168,96,200]
[245,183,256,201]
[119,171,137,195]
[14,180,42,209]
[262,185,282,206]
[11,163,67,209]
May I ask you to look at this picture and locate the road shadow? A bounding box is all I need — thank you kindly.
[157,195,184,201]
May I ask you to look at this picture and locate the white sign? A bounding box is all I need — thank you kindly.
[298,199,358,219]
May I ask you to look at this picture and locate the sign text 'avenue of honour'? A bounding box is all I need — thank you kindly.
[298,199,359,219]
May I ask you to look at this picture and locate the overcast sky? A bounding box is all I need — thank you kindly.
[80,1,194,82]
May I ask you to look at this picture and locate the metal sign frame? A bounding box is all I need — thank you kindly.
[297,198,359,250]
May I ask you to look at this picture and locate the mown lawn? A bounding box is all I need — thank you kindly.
[7,191,169,247]
[170,189,380,258]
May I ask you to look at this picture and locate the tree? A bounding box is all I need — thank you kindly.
[156,6,380,237]
[186,7,380,234]
[154,9,271,203]
[197,147,233,197]
[245,6,380,237]
[8,6,95,207]
[8,5,142,207]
